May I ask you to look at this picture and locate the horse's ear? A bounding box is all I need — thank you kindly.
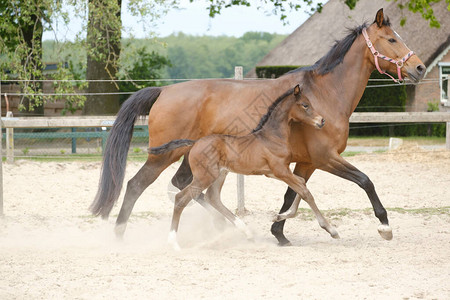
[375,8,384,28]
[294,85,301,96]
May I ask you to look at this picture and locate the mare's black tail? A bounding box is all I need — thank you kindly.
[149,139,196,155]
[90,87,162,219]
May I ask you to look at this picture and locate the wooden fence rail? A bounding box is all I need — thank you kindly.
[1,113,450,153]
[2,112,450,127]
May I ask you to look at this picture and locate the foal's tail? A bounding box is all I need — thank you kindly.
[90,87,162,219]
[149,139,196,155]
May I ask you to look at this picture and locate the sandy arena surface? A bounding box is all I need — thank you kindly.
[0,148,449,299]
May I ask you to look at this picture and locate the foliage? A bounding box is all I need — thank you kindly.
[255,65,299,78]
[355,72,407,113]
[198,0,324,22]
[354,0,450,28]
[0,0,85,114]
[44,32,286,82]
[117,46,171,103]
[2,0,448,114]
[158,32,286,79]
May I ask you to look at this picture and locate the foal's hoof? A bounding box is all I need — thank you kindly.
[272,214,285,223]
[114,223,127,239]
[377,224,393,240]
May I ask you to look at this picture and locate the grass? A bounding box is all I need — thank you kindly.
[5,153,149,163]
[295,206,450,220]
[347,136,445,147]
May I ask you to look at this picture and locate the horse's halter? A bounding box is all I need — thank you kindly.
[362,28,414,83]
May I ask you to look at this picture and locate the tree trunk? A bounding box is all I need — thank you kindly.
[83,0,122,116]
[19,13,44,116]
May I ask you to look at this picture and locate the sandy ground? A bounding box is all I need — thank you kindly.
[0,148,449,299]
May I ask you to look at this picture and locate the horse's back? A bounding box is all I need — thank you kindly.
[147,78,294,146]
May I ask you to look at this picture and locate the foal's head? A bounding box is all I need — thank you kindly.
[289,85,325,129]
[364,8,425,82]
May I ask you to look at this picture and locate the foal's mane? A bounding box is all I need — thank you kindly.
[287,20,389,76]
[251,87,295,134]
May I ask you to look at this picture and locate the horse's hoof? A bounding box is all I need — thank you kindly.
[378,224,393,240]
[168,231,181,251]
[330,230,340,239]
[114,223,127,239]
[278,241,292,247]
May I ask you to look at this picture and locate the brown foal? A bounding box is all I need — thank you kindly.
[149,85,337,250]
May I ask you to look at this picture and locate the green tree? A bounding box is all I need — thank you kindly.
[82,0,122,115]
[0,0,49,115]
[0,0,85,115]
[118,46,170,103]
[2,0,448,115]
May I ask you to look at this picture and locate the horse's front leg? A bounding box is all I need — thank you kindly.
[320,153,392,240]
[270,163,315,246]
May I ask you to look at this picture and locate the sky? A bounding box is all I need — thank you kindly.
[42,0,323,41]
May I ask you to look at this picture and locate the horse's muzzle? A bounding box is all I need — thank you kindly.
[407,63,426,83]
[316,118,325,129]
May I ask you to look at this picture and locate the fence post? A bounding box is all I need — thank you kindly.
[234,66,247,215]
[6,109,14,163]
[446,122,450,150]
[71,128,77,154]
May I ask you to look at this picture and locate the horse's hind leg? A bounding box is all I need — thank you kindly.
[115,154,177,238]
[171,154,193,190]
[321,154,392,240]
[168,182,204,251]
[205,172,253,240]
[170,153,218,214]
[202,171,229,229]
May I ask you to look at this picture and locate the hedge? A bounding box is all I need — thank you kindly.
[255,65,445,137]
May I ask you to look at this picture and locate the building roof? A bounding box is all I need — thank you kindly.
[248,0,450,77]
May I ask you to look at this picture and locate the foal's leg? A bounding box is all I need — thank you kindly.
[273,167,339,239]
[320,154,392,240]
[115,154,179,238]
[168,181,205,251]
[205,171,253,240]
[272,194,301,222]
[271,163,315,246]
[170,154,216,212]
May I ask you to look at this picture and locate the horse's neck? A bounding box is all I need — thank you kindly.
[261,97,294,139]
[291,36,374,118]
[326,37,373,116]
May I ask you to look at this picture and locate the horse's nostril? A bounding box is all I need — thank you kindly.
[317,118,325,128]
[416,64,425,74]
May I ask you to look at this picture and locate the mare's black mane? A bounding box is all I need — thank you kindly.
[286,22,381,76]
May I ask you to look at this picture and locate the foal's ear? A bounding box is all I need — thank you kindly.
[375,8,384,28]
[294,84,301,96]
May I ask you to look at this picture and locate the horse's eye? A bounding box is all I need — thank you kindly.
[388,38,397,43]
[301,103,309,109]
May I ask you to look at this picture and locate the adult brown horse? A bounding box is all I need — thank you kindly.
[91,9,425,245]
